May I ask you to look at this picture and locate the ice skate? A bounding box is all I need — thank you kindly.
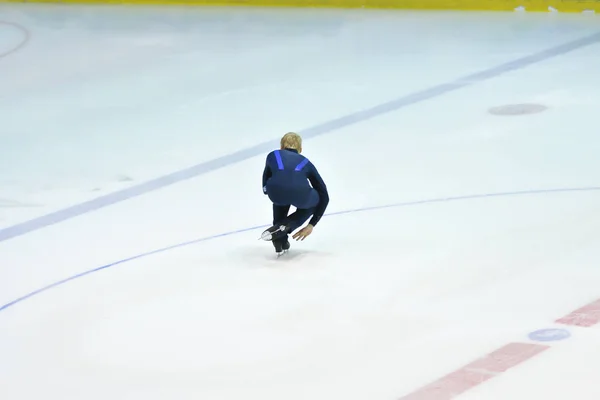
[273,238,290,257]
[260,223,289,241]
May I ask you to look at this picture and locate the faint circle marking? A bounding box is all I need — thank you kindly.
[0,21,31,60]
[528,328,571,342]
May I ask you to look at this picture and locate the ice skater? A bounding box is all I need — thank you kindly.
[260,132,329,255]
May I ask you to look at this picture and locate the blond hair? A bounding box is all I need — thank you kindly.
[280,132,302,152]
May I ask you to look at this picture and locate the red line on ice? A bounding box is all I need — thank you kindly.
[397,297,600,399]
[555,298,600,327]
[398,342,549,400]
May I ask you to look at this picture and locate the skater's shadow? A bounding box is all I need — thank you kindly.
[235,245,335,268]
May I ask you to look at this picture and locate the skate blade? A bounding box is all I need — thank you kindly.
[276,250,289,258]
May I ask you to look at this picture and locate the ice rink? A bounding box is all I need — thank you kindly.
[1,3,600,399]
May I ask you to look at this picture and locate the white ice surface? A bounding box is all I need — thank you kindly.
[0,4,600,400]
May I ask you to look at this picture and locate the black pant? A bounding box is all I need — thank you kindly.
[273,204,315,241]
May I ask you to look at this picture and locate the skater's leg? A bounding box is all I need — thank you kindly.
[285,207,315,233]
[284,188,319,232]
[261,189,318,243]
[273,204,291,225]
[267,206,312,241]
[271,204,291,252]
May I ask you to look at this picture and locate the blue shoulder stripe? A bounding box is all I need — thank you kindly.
[295,158,309,171]
[274,150,284,170]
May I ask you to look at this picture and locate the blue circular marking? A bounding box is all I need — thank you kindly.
[528,328,571,342]
[1,186,599,314]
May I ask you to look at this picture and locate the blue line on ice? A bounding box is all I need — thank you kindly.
[1,31,600,242]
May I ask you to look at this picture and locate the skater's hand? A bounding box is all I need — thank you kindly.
[293,224,313,241]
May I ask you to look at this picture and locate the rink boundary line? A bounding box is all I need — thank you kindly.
[1,185,599,313]
[0,21,30,59]
[2,0,600,12]
[2,30,600,243]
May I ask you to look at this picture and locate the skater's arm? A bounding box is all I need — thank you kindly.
[307,164,329,226]
[262,157,272,194]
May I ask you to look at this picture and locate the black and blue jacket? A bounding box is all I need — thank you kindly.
[262,148,329,226]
